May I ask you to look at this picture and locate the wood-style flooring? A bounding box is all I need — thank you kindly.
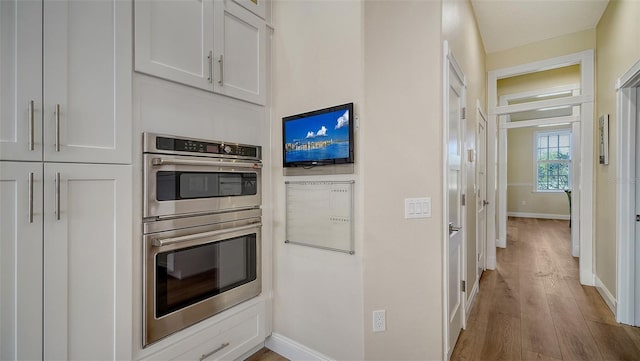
[245,347,289,361]
[452,217,640,361]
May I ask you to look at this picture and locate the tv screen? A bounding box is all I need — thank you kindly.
[283,103,354,167]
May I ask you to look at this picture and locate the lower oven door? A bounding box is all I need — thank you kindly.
[143,219,261,346]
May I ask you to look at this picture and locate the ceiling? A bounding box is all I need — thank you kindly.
[471,0,609,53]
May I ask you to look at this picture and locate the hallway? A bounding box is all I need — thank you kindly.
[451,217,640,361]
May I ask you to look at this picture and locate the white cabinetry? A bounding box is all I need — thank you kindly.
[140,301,266,361]
[0,0,132,164]
[213,0,266,105]
[0,162,43,361]
[0,162,132,361]
[134,0,266,105]
[1,1,133,359]
[231,0,266,19]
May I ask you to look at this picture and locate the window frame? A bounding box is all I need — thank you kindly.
[533,129,572,193]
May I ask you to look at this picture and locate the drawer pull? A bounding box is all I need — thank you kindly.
[199,342,230,361]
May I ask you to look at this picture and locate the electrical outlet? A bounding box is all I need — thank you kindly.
[373,310,386,332]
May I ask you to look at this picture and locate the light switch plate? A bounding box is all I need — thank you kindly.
[405,197,431,219]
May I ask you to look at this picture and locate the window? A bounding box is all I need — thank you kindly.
[535,130,571,191]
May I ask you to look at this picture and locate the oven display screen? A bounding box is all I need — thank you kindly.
[155,234,257,318]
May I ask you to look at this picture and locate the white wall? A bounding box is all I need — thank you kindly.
[271,1,365,359]
[363,1,444,359]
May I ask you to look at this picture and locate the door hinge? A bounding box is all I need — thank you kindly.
[461,194,466,206]
[636,215,640,222]
[461,280,466,292]
[461,107,466,120]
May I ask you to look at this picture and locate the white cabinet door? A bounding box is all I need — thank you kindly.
[214,0,266,105]
[135,0,215,91]
[0,0,43,161]
[43,163,132,361]
[231,0,266,19]
[43,0,132,164]
[0,162,43,361]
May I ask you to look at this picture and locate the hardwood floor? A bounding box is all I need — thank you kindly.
[245,347,289,361]
[452,217,640,361]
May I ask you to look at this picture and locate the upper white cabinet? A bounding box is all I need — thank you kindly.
[0,0,43,162]
[0,0,132,164]
[134,0,214,90]
[134,0,266,105]
[231,0,265,19]
[213,0,266,105]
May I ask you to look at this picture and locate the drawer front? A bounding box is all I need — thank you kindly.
[177,310,261,361]
[140,302,265,361]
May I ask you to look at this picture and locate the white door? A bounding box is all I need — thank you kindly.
[43,0,132,164]
[0,162,43,360]
[213,0,266,105]
[477,111,487,277]
[447,58,465,353]
[0,0,42,161]
[43,163,132,360]
[134,0,214,91]
[635,88,640,326]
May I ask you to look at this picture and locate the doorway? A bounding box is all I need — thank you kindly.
[487,50,595,286]
[616,58,640,326]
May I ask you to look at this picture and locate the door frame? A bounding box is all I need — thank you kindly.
[442,41,467,360]
[487,50,595,286]
[476,101,488,277]
[616,57,640,325]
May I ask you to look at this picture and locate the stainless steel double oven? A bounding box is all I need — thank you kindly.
[142,133,262,346]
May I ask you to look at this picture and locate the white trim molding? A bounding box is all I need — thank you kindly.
[596,276,617,317]
[465,279,480,324]
[507,212,570,220]
[265,333,334,361]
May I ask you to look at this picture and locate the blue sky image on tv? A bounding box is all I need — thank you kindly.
[284,109,350,164]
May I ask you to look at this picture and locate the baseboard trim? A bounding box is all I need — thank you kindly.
[265,333,334,361]
[507,212,570,220]
[465,278,480,323]
[595,276,617,316]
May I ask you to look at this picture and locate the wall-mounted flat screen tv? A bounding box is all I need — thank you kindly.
[282,103,354,168]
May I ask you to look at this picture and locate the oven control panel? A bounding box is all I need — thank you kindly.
[153,135,259,159]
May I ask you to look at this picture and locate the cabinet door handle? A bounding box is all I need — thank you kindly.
[28,172,34,223]
[199,342,230,361]
[28,100,35,151]
[55,172,61,221]
[207,50,213,84]
[55,104,61,152]
[218,54,224,86]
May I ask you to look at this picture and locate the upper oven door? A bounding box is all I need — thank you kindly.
[144,154,262,219]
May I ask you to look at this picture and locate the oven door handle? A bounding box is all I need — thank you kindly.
[151,222,262,247]
[151,157,262,169]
